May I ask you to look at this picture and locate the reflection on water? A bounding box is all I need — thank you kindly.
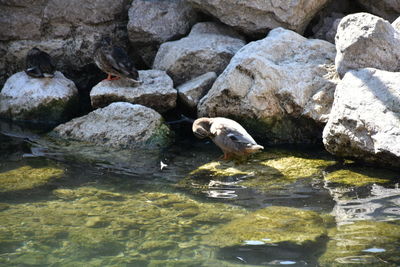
[0,120,399,266]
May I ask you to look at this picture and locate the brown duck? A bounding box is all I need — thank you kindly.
[94,36,140,82]
[25,47,56,78]
[193,117,264,159]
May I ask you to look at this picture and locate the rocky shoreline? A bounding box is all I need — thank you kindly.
[0,0,399,169]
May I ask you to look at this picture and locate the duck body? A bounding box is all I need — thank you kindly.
[25,47,56,78]
[193,117,264,159]
[94,37,139,82]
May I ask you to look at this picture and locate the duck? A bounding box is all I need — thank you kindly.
[193,117,264,160]
[93,36,140,82]
[25,47,56,78]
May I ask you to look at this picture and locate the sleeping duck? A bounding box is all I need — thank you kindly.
[193,117,264,160]
[25,47,56,78]
[94,36,140,82]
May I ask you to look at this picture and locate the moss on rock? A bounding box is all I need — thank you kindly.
[324,166,396,186]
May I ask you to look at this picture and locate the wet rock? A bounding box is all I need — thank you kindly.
[0,71,78,123]
[198,27,339,144]
[52,102,172,149]
[85,217,109,228]
[187,0,330,36]
[205,206,330,247]
[323,68,400,169]
[324,168,392,186]
[177,72,217,109]
[127,0,197,66]
[90,70,177,113]
[0,165,64,193]
[356,0,400,22]
[153,22,245,85]
[335,13,400,77]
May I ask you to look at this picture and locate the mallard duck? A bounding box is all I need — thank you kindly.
[193,117,264,159]
[25,47,56,78]
[94,36,140,82]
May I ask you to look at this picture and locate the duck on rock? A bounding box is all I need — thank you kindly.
[193,117,264,160]
[94,36,140,82]
[25,47,56,78]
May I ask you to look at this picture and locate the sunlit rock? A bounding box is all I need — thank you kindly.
[335,13,400,77]
[393,16,400,31]
[0,71,78,123]
[90,70,177,113]
[0,165,64,192]
[323,68,400,168]
[204,206,332,247]
[324,169,392,187]
[198,27,339,143]
[153,22,245,85]
[52,102,171,149]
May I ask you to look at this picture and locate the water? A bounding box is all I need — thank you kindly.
[0,120,399,266]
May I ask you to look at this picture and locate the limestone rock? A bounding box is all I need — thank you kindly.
[52,102,171,149]
[0,71,78,123]
[356,0,400,22]
[187,0,330,36]
[323,68,400,168]
[90,70,176,113]
[335,13,400,77]
[312,13,343,43]
[153,22,245,85]
[177,72,217,109]
[393,16,400,31]
[198,27,338,144]
[127,0,197,65]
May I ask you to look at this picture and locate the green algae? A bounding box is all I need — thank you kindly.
[145,122,173,148]
[319,221,400,266]
[0,165,64,192]
[204,206,333,247]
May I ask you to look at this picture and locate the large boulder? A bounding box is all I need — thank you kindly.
[0,71,78,123]
[335,13,400,77]
[393,16,400,31]
[90,70,176,113]
[187,0,330,37]
[127,0,197,66]
[52,102,171,149]
[198,27,338,144]
[153,22,245,85]
[323,68,400,169]
[356,0,400,22]
[0,0,131,86]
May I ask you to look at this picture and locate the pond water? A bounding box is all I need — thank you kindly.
[0,120,399,266]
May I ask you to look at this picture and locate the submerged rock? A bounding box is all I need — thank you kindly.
[198,27,338,143]
[153,22,245,85]
[90,70,177,113]
[0,71,78,123]
[323,68,400,169]
[187,0,330,36]
[52,102,171,149]
[335,13,400,77]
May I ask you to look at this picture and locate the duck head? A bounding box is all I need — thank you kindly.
[193,118,212,139]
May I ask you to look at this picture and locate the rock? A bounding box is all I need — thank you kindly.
[0,0,131,86]
[153,22,245,85]
[177,72,217,109]
[198,27,338,144]
[335,13,400,77]
[312,13,343,43]
[187,0,330,36]
[52,102,171,149]
[356,0,400,22]
[127,0,197,66]
[90,70,176,113]
[323,68,400,168]
[0,71,79,123]
[393,16,400,31]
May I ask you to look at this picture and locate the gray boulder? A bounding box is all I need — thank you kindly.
[356,0,400,22]
[198,27,338,144]
[90,70,176,113]
[153,22,245,85]
[177,72,217,109]
[0,71,78,123]
[187,0,330,36]
[323,68,400,168]
[393,16,400,31]
[52,102,171,149]
[335,13,400,77]
[127,0,197,66]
